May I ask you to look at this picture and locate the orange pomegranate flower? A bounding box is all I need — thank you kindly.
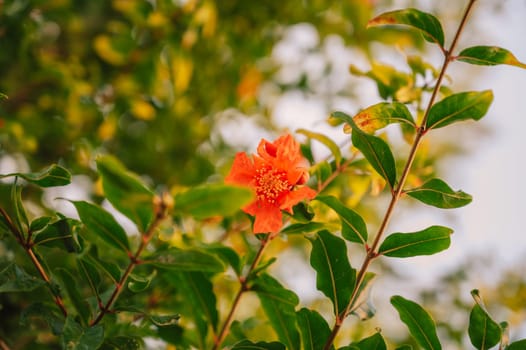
[226,134,317,234]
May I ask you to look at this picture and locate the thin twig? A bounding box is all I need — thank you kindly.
[322,1,478,347]
[212,235,271,350]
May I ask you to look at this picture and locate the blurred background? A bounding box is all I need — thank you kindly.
[1,0,525,348]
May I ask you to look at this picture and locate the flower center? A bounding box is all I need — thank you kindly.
[255,167,291,204]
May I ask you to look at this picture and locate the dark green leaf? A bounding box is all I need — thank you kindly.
[332,111,396,189]
[96,155,154,233]
[391,295,442,350]
[144,247,225,273]
[468,290,502,350]
[0,263,46,293]
[316,196,368,245]
[308,230,355,317]
[55,268,91,325]
[102,336,144,350]
[174,183,254,219]
[71,200,130,253]
[457,46,526,69]
[507,340,526,349]
[19,302,65,335]
[253,274,300,350]
[395,346,413,350]
[281,222,326,235]
[148,314,180,326]
[425,90,493,130]
[379,226,453,258]
[231,340,286,350]
[405,178,472,209]
[347,332,386,350]
[128,270,156,293]
[297,129,342,166]
[10,164,71,187]
[343,102,415,134]
[297,308,333,350]
[77,258,101,295]
[33,218,81,253]
[11,181,28,236]
[60,316,104,350]
[202,244,242,276]
[171,271,218,331]
[367,8,445,47]
[29,216,52,233]
[84,249,121,283]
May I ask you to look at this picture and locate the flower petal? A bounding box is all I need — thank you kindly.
[253,204,283,233]
[279,186,317,213]
[225,152,256,186]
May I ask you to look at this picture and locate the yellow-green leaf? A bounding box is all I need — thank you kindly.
[344,102,415,134]
[457,46,526,69]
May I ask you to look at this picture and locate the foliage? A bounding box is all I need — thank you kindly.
[1,0,526,349]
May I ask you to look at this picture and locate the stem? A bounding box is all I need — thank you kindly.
[212,235,271,350]
[0,337,11,350]
[0,208,68,317]
[323,1,477,347]
[90,196,169,326]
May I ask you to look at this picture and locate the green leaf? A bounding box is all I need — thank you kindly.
[391,295,442,350]
[60,316,104,350]
[20,302,65,335]
[148,314,180,327]
[8,164,71,187]
[84,248,121,283]
[29,216,52,233]
[77,258,101,295]
[144,247,225,273]
[55,268,91,325]
[457,46,526,69]
[425,90,493,130]
[96,155,154,233]
[346,332,386,350]
[315,196,368,245]
[468,290,502,350]
[349,272,376,320]
[308,230,355,317]
[71,200,130,253]
[332,111,396,189]
[281,222,326,235]
[379,226,452,258]
[367,8,445,47]
[174,183,254,219]
[507,340,526,349]
[343,102,415,134]
[0,263,46,293]
[102,336,144,350]
[405,178,472,209]
[297,308,333,350]
[33,218,81,253]
[11,181,28,236]
[394,346,413,350]
[202,244,242,276]
[297,129,342,166]
[171,271,219,332]
[231,340,286,350]
[253,274,300,350]
[128,270,156,293]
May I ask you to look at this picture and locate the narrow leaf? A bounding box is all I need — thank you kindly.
[405,178,472,209]
[297,129,342,166]
[0,263,46,293]
[11,181,28,236]
[308,230,355,317]
[174,183,253,219]
[33,218,81,253]
[281,222,326,235]
[333,111,396,188]
[379,226,452,258]
[253,274,300,350]
[11,164,71,187]
[232,340,286,350]
[347,332,387,350]
[367,8,445,47]
[425,90,493,130]
[349,272,377,320]
[297,308,333,350]
[77,258,101,296]
[457,46,526,69]
[316,195,368,245]
[144,247,225,273]
[29,216,52,233]
[128,270,156,293]
[71,200,130,253]
[149,314,180,326]
[96,155,154,233]
[344,102,415,134]
[391,295,442,350]
[468,290,502,350]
